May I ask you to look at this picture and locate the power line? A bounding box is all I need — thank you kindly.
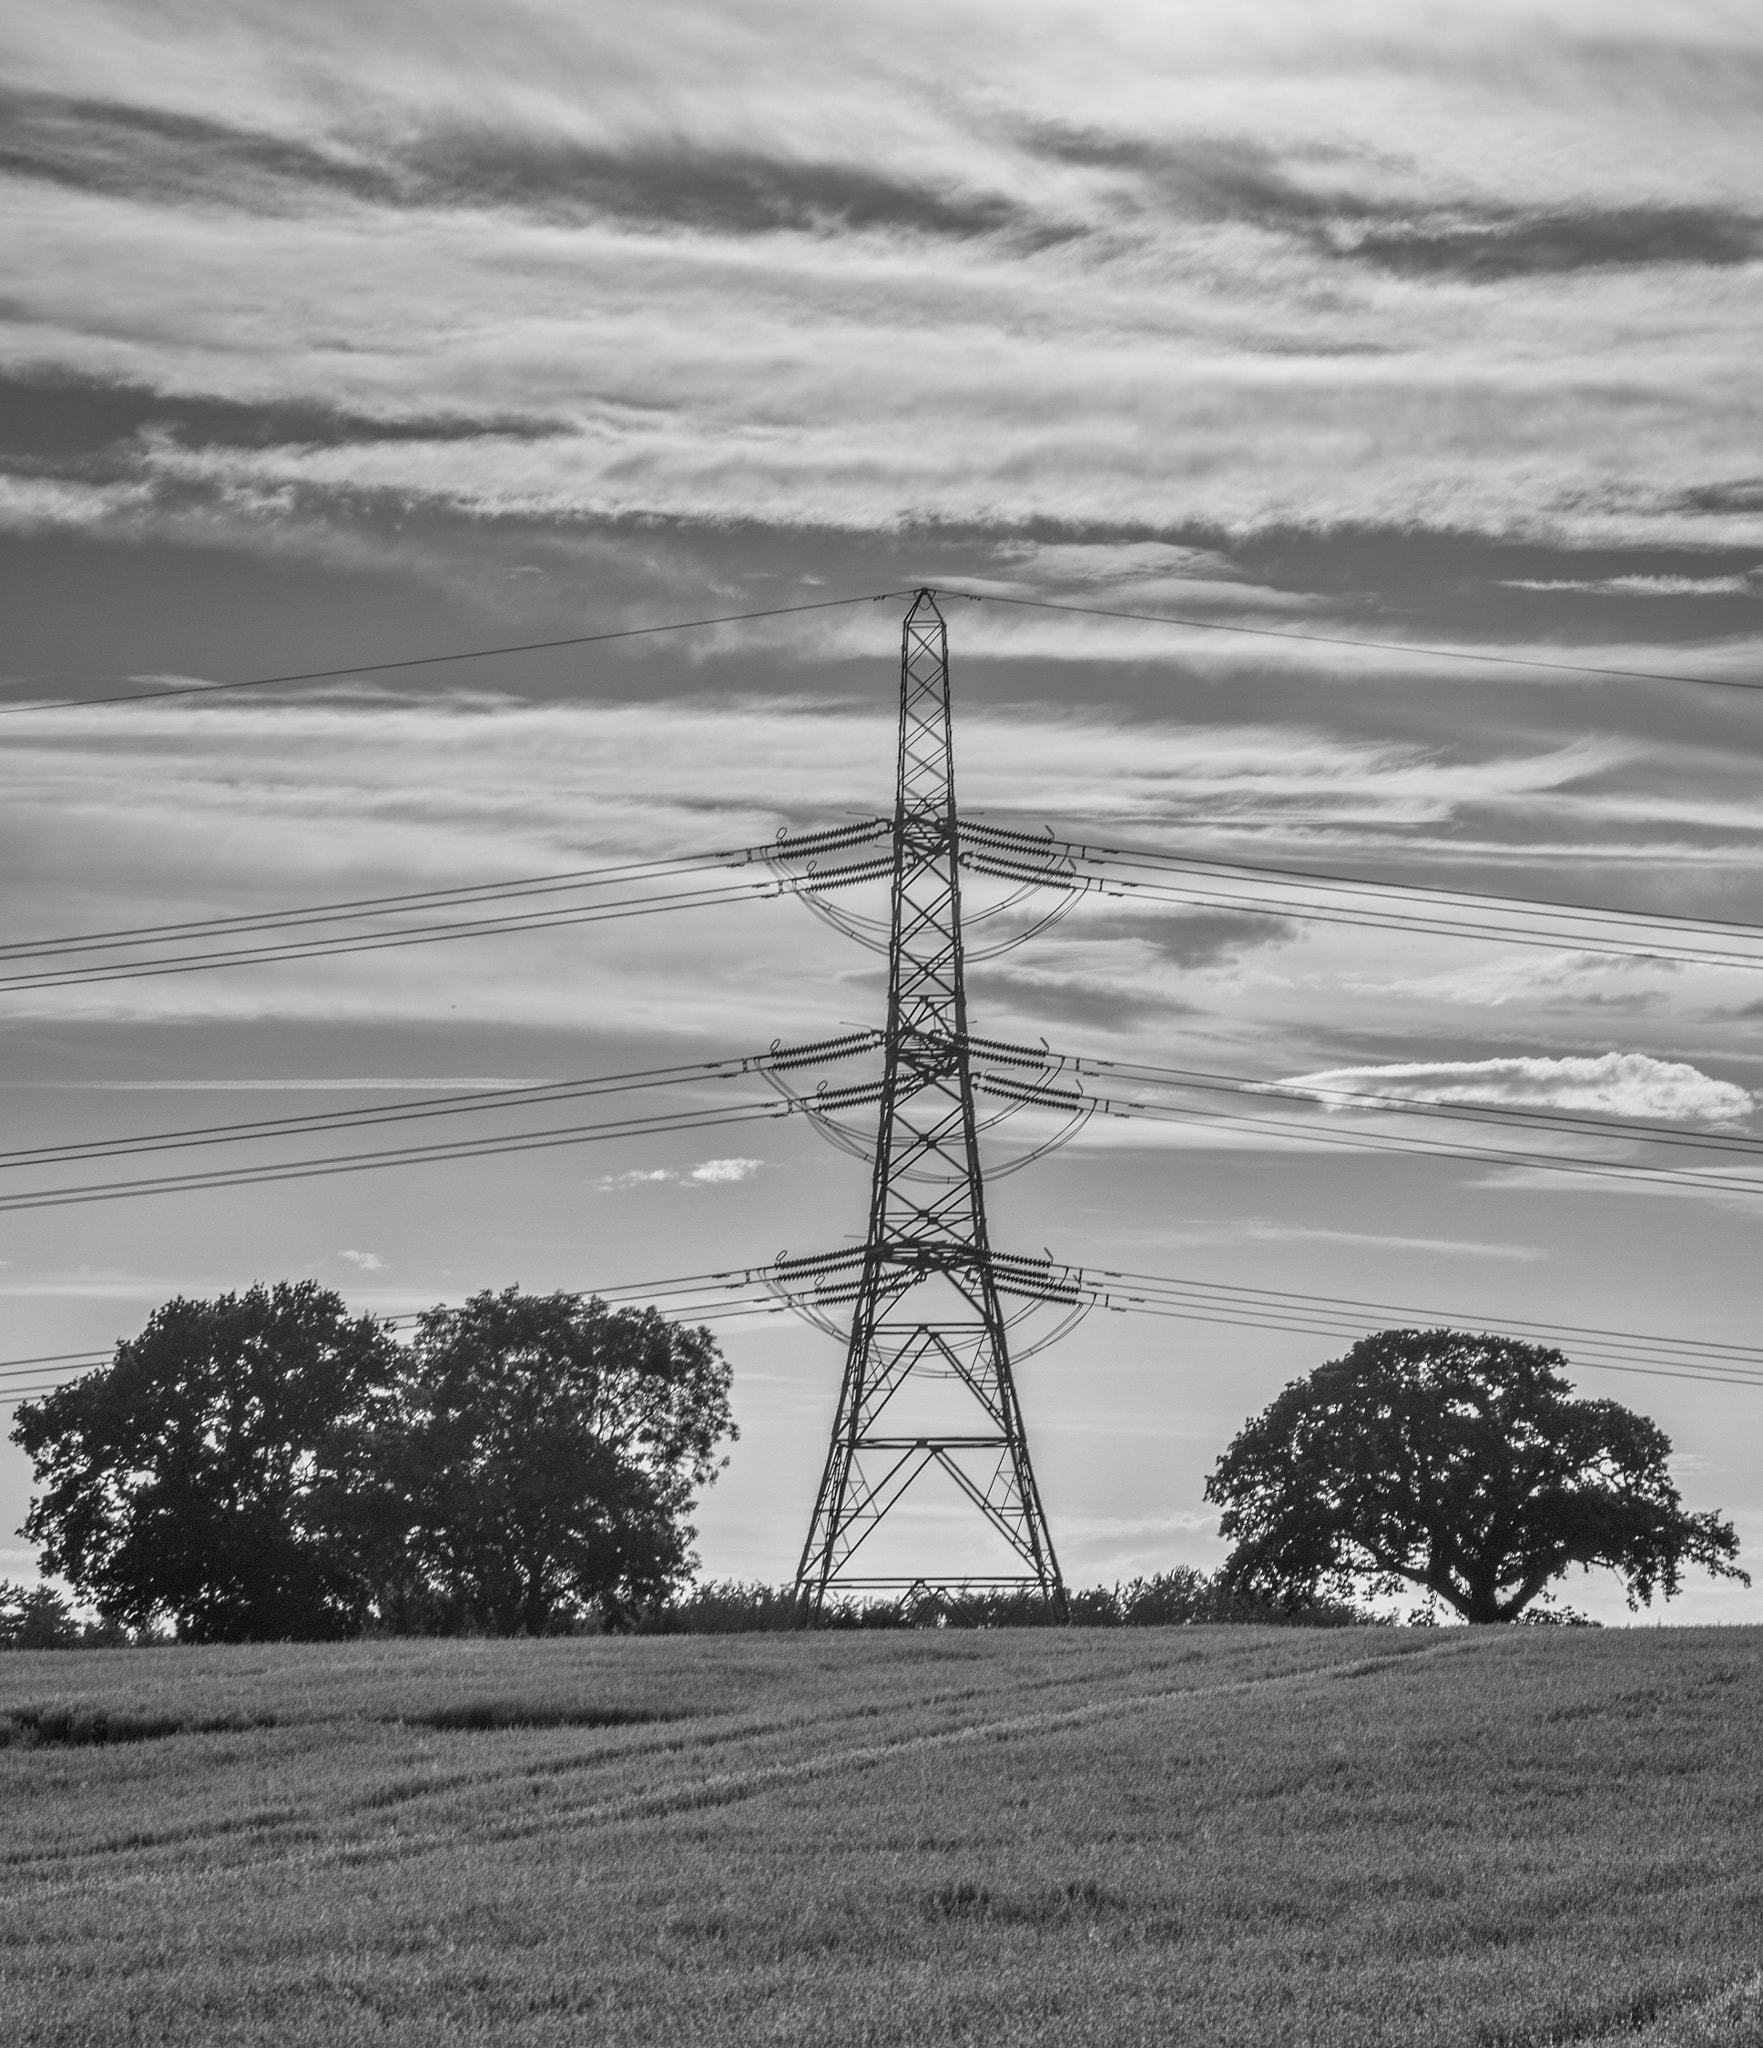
[0,592,900,716]
[1067,1055,1763,1163]
[0,1032,888,1204]
[6,579,1751,723]
[11,814,1753,991]
[0,1268,787,1409]
[754,1248,1763,1390]
[7,825,1758,1002]
[968,822,1763,947]
[1075,1265,1763,1365]
[1066,1269,1763,1392]
[965,830,1763,975]
[1067,1087,1763,1200]
[3,1020,1757,1213]
[950,589,1763,695]
[0,1032,880,1175]
[0,871,872,996]
[1096,1302,1763,1394]
[0,1101,795,1211]
[6,1255,1759,1412]
[0,1348,116,1372]
[0,829,889,995]
[0,846,772,964]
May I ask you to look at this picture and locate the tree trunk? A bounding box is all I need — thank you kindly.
[1459,1577,1507,1625]
[522,1567,551,1636]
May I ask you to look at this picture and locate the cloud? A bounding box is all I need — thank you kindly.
[1080,910,1299,971]
[0,87,1050,243]
[688,1157,762,1184]
[1499,574,1760,598]
[1232,1224,1547,1261]
[592,1157,759,1195]
[1280,1052,1756,1123]
[0,370,564,461]
[5,9,1763,564]
[399,137,1041,242]
[968,967,1189,1034]
[1676,479,1763,517]
[1352,953,1687,1014]
[0,87,391,213]
[1019,122,1763,279]
[1051,1510,1220,1540]
[1337,205,1763,281]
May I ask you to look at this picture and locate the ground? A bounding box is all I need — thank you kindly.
[2,1626,1761,2045]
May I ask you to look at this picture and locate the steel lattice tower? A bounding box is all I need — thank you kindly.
[793,590,1066,1621]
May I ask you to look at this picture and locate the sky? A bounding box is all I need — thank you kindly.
[2,0,1761,1622]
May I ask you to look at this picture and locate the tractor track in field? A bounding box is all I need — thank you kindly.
[3,1636,1471,1898]
[0,1641,1338,1875]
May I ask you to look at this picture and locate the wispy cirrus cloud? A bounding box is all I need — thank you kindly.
[1281,1052,1756,1122]
[4,0,1762,577]
[1499,574,1761,598]
[0,87,1048,243]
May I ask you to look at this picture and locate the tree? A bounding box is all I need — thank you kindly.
[11,1283,401,1642]
[1204,1328,1747,1624]
[385,1287,736,1634]
[0,1580,82,1650]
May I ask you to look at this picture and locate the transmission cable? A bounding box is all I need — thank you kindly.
[0,828,890,996]
[6,1257,1761,1408]
[945,589,1763,695]
[1069,1088,1763,1199]
[1064,1055,1763,1163]
[967,822,1763,948]
[0,591,901,716]
[1061,1266,1763,1390]
[0,1031,881,1175]
[0,1033,883,1213]
[963,831,1763,975]
[5,1022,1759,1210]
[0,842,797,962]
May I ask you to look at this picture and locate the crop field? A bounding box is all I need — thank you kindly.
[2,1628,1761,2047]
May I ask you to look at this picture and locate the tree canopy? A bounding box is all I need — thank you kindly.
[1204,1328,1747,1624]
[11,1283,736,1641]
[13,1282,398,1642]
[386,1288,735,1634]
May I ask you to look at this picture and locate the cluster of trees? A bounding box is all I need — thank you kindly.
[0,1569,1369,1646]
[8,1300,1745,1643]
[0,1580,132,1649]
[10,1282,735,1643]
[653,1570,1376,1632]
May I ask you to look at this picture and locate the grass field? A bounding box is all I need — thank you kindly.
[2,1627,1761,2046]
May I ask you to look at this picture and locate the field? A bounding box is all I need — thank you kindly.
[2,1627,1761,2047]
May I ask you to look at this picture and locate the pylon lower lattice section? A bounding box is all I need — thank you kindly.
[792,591,1068,1620]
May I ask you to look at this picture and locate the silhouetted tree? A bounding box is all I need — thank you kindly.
[384,1287,735,1634]
[0,1580,81,1649]
[11,1283,400,1642]
[1205,1328,1746,1624]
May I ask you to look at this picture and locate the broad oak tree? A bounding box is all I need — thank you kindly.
[386,1287,735,1634]
[12,1282,400,1642]
[1204,1328,1746,1624]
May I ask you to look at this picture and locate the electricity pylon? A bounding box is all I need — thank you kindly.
[791,590,1067,1621]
